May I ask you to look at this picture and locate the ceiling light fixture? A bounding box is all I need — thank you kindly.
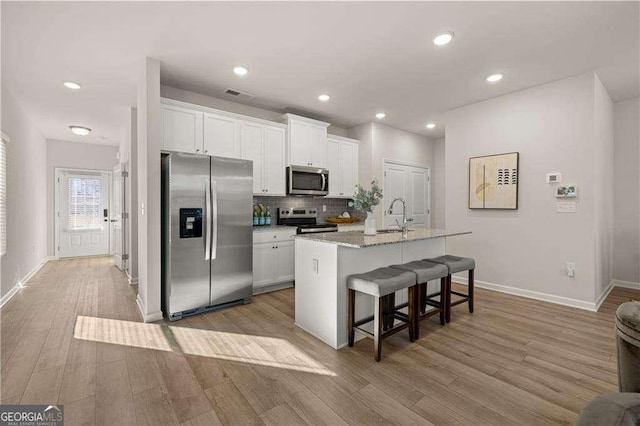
[233,66,248,76]
[318,94,331,102]
[69,125,91,136]
[432,31,454,46]
[63,81,82,90]
[486,73,504,83]
[375,112,386,119]
[426,123,436,129]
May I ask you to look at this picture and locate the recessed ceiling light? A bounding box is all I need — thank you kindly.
[233,66,248,76]
[426,123,436,129]
[486,73,504,83]
[375,112,386,119]
[432,31,454,46]
[69,125,91,136]
[318,94,331,102]
[63,81,82,90]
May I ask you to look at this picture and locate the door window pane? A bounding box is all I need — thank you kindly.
[68,177,103,230]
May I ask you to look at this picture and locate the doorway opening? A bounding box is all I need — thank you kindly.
[55,168,112,258]
[383,160,430,229]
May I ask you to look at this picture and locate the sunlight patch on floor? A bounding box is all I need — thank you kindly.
[73,315,335,376]
[169,326,336,376]
[74,315,173,352]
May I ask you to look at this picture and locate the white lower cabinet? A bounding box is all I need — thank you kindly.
[252,230,295,294]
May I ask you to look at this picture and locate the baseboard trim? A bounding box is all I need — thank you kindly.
[1,257,50,308]
[611,279,640,290]
[595,282,615,311]
[453,275,598,312]
[136,294,163,323]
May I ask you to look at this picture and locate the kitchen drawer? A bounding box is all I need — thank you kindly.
[253,228,296,244]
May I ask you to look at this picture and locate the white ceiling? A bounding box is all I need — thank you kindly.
[3,1,639,144]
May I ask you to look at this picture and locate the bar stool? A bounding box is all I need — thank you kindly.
[347,268,418,361]
[425,255,475,322]
[390,260,450,337]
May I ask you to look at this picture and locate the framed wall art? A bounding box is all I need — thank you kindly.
[469,152,519,209]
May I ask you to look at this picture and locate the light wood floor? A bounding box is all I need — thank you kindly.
[1,257,638,425]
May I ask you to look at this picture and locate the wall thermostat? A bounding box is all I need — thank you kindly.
[556,185,578,198]
[546,173,562,184]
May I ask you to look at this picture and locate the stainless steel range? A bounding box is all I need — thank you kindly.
[277,208,338,234]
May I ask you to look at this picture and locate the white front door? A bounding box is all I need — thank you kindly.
[383,161,430,228]
[57,169,111,258]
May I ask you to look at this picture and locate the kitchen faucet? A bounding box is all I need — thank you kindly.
[387,198,413,237]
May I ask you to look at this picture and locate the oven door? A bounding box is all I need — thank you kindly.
[287,165,329,196]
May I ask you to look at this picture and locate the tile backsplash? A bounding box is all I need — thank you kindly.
[253,196,363,223]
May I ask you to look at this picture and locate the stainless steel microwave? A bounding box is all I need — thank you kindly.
[286,165,329,196]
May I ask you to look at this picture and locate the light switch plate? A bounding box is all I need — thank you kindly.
[557,201,577,213]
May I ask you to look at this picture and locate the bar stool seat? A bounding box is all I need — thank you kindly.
[425,255,476,322]
[428,255,475,274]
[390,261,449,336]
[347,268,417,361]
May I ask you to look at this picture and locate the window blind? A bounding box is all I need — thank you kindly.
[67,177,102,231]
[0,136,6,255]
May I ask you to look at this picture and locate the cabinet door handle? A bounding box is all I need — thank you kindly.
[196,149,200,153]
[205,150,208,154]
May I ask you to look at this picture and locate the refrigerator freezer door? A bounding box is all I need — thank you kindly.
[210,156,253,306]
[164,153,212,316]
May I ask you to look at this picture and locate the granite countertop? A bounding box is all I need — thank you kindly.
[252,225,297,232]
[295,227,471,248]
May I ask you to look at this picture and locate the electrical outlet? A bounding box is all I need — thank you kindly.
[322,205,326,212]
[312,259,319,274]
[566,262,576,277]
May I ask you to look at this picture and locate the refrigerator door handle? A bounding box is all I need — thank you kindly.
[204,178,212,260]
[211,180,218,260]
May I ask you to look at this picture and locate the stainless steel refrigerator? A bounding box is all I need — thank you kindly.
[161,153,253,321]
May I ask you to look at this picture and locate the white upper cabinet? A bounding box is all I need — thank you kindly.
[263,127,286,196]
[203,113,240,158]
[326,135,359,198]
[282,114,330,168]
[161,104,203,153]
[240,121,264,194]
[240,122,286,196]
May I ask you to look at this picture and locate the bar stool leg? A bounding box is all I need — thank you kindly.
[374,296,383,362]
[439,277,446,325]
[469,269,474,313]
[445,275,452,323]
[388,293,396,329]
[420,283,427,314]
[348,289,355,347]
[408,285,417,342]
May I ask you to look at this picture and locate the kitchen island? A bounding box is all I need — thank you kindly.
[294,228,471,349]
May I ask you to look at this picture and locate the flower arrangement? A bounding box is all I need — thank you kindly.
[349,180,383,213]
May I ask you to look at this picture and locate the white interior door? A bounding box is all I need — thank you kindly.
[111,164,124,269]
[383,161,430,228]
[57,169,111,258]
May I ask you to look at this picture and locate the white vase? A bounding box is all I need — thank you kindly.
[364,211,377,235]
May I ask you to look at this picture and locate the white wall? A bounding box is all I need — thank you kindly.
[349,122,437,224]
[137,58,163,322]
[445,72,606,306]
[1,85,47,298]
[592,75,614,299]
[432,138,446,229]
[613,97,640,283]
[161,85,349,137]
[46,139,119,257]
